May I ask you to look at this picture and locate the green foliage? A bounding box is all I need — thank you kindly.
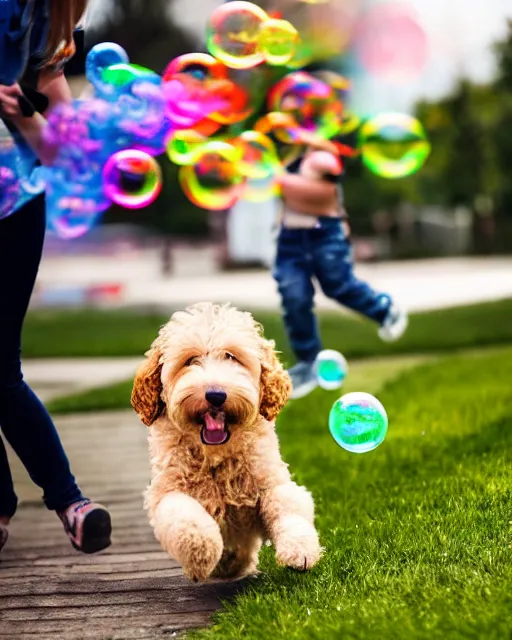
[346,21,512,222]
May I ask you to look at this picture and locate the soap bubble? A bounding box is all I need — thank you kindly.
[102,150,162,209]
[234,130,281,179]
[101,63,156,89]
[86,42,130,98]
[354,3,428,83]
[207,1,269,70]
[258,18,299,66]
[315,349,348,390]
[163,53,228,82]
[0,167,20,220]
[46,189,107,240]
[253,111,302,144]
[359,112,431,179]
[329,392,388,453]
[167,130,208,166]
[206,78,253,125]
[268,72,342,140]
[179,141,245,210]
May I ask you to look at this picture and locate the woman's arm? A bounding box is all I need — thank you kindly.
[278,173,340,216]
[6,72,72,165]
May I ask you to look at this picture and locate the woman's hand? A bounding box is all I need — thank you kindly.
[0,84,23,120]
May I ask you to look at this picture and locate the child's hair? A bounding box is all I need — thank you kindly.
[46,0,88,61]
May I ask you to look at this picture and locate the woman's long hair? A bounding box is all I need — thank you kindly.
[46,0,88,60]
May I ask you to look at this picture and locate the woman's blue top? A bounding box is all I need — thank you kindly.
[0,0,50,213]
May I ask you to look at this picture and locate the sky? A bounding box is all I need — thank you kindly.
[87,0,512,111]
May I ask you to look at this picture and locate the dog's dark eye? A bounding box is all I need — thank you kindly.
[224,352,238,362]
[184,356,200,367]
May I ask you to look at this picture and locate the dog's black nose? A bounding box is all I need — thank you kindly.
[205,390,227,407]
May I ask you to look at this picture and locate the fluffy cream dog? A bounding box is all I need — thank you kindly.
[131,302,322,582]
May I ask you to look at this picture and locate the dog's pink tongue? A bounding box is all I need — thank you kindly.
[205,414,224,431]
[202,414,228,445]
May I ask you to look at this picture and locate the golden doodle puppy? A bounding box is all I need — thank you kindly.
[131,302,322,582]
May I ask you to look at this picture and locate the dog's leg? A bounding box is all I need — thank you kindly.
[261,481,322,571]
[151,492,223,582]
[251,429,322,571]
[212,532,262,580]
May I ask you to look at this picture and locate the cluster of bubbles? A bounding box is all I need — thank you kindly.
[0,1,432,237]
[207,1,300,69]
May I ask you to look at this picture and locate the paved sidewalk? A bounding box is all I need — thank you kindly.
[34,255,512,313]
[1,411,245,639]
[22,358,142,402]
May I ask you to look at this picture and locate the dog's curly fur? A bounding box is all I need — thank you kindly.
[131,302,322,582]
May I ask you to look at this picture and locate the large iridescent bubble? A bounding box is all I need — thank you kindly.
[329,392,388,453]
[268,72,342,140]
[354,3,428,83]
[179,141,246,210]
[234,131,282,180]
[359,113,431,179]
[103,150,163,209]
[86,42,130,99]
[207,1,269,70]
[258,18,299,66]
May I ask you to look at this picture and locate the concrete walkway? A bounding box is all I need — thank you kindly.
[33,255,512,313]
[23,358,142,402]
[1,411,246,640]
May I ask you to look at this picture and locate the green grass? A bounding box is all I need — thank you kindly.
[187,347,512,640]
[46,379,134,415]
[46,354,434,416]
[36,300,512,636]
[24,298,512,362]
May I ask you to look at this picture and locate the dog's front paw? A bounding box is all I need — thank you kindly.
[174,525,224,582]
[274,515,322,571]
[153,494,224,582]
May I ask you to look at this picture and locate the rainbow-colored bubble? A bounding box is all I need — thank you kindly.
[167,130,208,166]
[207,1,269,70]
[235,131,282,180]
[359,113,431,179]
[258,18,299,66]
[102,150,162,209]
[268,72,342,141]
[179,141,245,211]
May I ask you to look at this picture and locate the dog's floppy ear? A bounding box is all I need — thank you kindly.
[131,345,165,427]
[259,339,292,423]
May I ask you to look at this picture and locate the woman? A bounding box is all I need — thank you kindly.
[0,0,112,554]
[275,140,408,399]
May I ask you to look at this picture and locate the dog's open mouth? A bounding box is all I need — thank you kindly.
[200,411,230,446]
